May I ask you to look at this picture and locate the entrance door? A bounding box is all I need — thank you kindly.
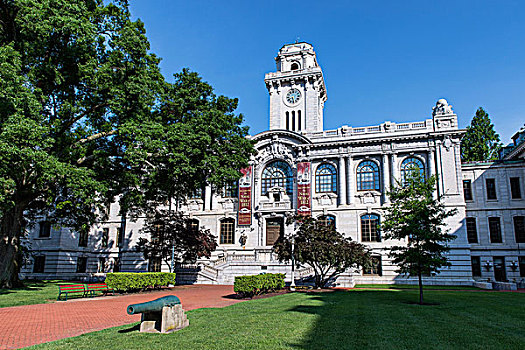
[493,257,506,282]
[266,218,283,246]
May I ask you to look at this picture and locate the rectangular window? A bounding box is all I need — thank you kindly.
[510,177,522,199]
[116,227,123,247]
[463,180,473,201]
[488,217,502,243]
[486,178,497,200]
[113,258,120,272]
[223,181,238,198]
[220,219,235,244]
[97,257,106,273]
[38,221,51,238]
[101,228,109,248]
[149,257,162,272]
[33,256,46,273]
[520,257,525,278]
[76,257,88,273]
[78,230,88,247]
[363,256,382,276]
[466,218,478,243]
[514,216,525,243]
[190,188,202,199]
[361,215,380,242]
[471,256,481,277]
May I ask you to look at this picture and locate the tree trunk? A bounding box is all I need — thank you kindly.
[418,269,424,305]
[0,204,25,288]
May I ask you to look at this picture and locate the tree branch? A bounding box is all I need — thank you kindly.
[75,129,117,148]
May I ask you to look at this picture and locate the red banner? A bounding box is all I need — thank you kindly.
[297,162,311,216]
[238,166,252,226]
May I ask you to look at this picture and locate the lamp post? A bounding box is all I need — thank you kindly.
[290,235,296,291]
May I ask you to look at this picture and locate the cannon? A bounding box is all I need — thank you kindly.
[127,295,181,315]
[127,295,189,333]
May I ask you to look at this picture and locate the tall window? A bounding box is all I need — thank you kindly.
[463,180,473,201]
[466,218,478,243]
[363,256,382,276]
[514,216,525,243]
[78,229,88,247]
[76,257,88,273]
[33,256,45,273]
[520,257,525,278]
[223,181,238,198]
[486,178,497,200]
[318,215,336,227]
[471,256,481,277]
[38,221,51,238]
[510,177,522,199]
[116,227,124,247]
[220,218,235,244]
[97,257,106,273]
[188,218,199,232]
[101,228,109,248]
[400,157,424,185]
[361,214,380,242]
[356,160,380,191]
[148,257,161,272]
[298,110,302,131]
[488,217,502,243]
[261,161,293,195]
[286,112,290,130]
[113,258,120,272]
[315,163,337,193]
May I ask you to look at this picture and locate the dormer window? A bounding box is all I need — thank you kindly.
[290,62,299,70]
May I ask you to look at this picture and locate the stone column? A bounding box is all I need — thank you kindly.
[347,155,354,205]
[204,185,212,211]
[382,154,390,203]
[390,153,398,188]
[428,149,438,198]
[338,157,347,206]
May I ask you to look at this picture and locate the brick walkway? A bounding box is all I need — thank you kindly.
[0,285,241,349]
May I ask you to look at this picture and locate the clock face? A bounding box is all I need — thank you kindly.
[286,88,301,104]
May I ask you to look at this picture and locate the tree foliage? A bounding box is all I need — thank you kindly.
[461,107,502,162]
[273,215,371,288]
[136,210,218,272]
[382,174,457,304]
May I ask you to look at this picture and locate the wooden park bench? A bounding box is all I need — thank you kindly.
[57,284,87,301]
[85,283,113,297]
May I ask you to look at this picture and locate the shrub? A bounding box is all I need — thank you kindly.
[105,272,176,292]
[234,273,285,297]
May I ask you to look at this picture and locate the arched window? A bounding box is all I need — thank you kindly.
[298,110,302,131]
[400,157,425,184]
[315,163,337,193]
[361,214,380,242]
[318,215,336,227]
[291,62,299,70]
[220,218,235,244]
[261,161,293,195]
[286,112,290,130]
[292,111,296,131]
[356,160,380,191]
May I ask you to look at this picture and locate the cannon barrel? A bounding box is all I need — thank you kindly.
[127,295,181,315]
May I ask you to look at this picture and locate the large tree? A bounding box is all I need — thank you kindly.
[0,0,164,287]
[461,107,502,162]
[274,215,371,288]
[382,174,457,305]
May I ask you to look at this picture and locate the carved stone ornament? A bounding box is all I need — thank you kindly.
[443,137,452,151]
[356,191,380,205]
[432,98,454,116]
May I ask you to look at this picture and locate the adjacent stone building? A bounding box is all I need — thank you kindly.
[21,43,525,288]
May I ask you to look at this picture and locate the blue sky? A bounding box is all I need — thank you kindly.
[129,0,524,144]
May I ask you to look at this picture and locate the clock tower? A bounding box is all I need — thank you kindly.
[265,42,327,133]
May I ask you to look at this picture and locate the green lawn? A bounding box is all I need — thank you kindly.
[355,284,482,290]
[0,280,106,308]
[30,289,524,350]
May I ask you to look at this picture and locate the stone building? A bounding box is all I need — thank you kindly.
[21,43,525,288]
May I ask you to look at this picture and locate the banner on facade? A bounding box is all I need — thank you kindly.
[296,162,311,216]
[238,166,252,226]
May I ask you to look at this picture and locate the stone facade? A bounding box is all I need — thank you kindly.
[20,43,525,288]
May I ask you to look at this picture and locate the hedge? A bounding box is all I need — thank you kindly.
[105,272,176,292]
[234,273,285,297]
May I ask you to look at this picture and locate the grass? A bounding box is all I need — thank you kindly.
[354,284,482,290]
[30,289,524,350]
[0,280,106,308]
